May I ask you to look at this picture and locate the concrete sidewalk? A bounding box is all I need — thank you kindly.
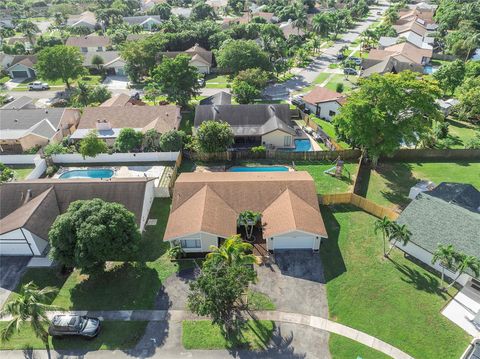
[0,310,414,359]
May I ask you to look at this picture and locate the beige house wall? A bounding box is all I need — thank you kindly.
[262,130,294,149]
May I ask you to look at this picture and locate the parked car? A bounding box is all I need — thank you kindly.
[48,315,100,338]
[28,81,50,91]
[291,96,305,108]
[336,53,345,60]
[344,68,358,75]
[350,57,362,66]
[2,95,14,103]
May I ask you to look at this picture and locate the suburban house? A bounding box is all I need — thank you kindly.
[206,0,228,13]
[66,35,112,53]
[158,44,213,74]
[397,2,437,25]
[378,31,434,52]
[70,105,181,144]
[223,12,277,27]
[171,7,193,18]
[123,15,162,31]
[199,91,232,106]
[1,96,36,110]
[396,183,480,287]
[164,172,328,253]
[362,41,432,77]
[141,0,167,11]
[393,19,434,38]
[66,11,98,30]
[100,93,146,107]
[302,87,347,121]
[6,55,37,78]
[0,108,81,153]
[82,51,126,76]
[279,20,305,39]
[194,104,297,149]
[0,178,155,256]
[6,36,34,51]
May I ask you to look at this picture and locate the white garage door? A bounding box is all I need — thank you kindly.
[273,235,315,250]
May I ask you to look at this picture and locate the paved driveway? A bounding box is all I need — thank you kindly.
[252,250,328,318]
[0,256,29,307]
[103,75,129,90]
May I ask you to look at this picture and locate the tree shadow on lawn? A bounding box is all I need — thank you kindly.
[389,258,447,300]
[69,262,161,310]
[373,162,417,209]
[319,205,348,283]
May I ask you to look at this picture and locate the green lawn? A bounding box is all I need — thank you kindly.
[182,320,274,350]
[13,167,34,180]
[8,199,195,310]
[298,72,331,93]
[0,321,147,350]
[329,334,390,359]
[324,74,358,93]
[310,117,349,148]
[205,74,230,89]
[179,111,194,135]
[295,161,358,194]
[246,290,276,311]
[322,205,471,359]
[444,119,479,149]
[364,161,480,210]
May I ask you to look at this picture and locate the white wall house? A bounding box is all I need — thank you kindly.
[302,87,346,121]
[304,99,343,121]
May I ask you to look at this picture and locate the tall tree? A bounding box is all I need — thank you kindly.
[35,45,84,89]
[49,199,141,274]
[444,253,480,290]
[385,222,411,257]
[79,130,108,159]
[231,68,269,104]
[115,128,143,152]
[431,244,456,290]
[216,39,271,75]
[0,282,57,344]
[312,13,333,37]
[16,20,39,45]
[374,217,393,257]
[207,235,261,266]
[151,55,201,107]
[191,2,216,21]
[334,71,442,165]
[433,60,465,95]
[196,121,234,153]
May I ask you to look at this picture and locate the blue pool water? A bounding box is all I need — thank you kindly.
[294,139,313,151]
[59,169,114,179]
[229,166,289,172]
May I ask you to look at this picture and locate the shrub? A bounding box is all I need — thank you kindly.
[196,121,234,153]
[250,145,266,153]
[45,165,59,177]
[44,143,68,156]
[336,83,344,93]
[159,130,185,152]
[0,163,14,183]
[115,128,143,152]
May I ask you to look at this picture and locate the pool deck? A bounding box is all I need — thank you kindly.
[54,166,166,184]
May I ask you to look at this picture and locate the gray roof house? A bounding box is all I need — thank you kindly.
[123,15,162,31]
[0,108,81,153]
[194,104,298,149]
[1,96,36,110]
[199,91,232,105]
[396,182,480,284]
[0,178,156,256]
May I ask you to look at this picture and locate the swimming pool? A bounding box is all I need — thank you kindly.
[228,166,289,172]
[59,169,114,179]
[281,139,313,152]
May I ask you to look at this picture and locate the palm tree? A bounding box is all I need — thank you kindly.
[374,216,393,257]
[17,21,39,45]
[207,235,261,266]
[292,1,308,35]
[73,82,91,107]
[431,244,456,290]
[0,282,58,343]
[238,210,261,240]
[444,253,480,291]
[385,222,411,257]
[312,13,331,38]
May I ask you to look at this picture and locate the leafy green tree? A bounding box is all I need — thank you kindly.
[466,131,480,149]
[79,130,108,159]
[228,0,245,15]
[115,128,143,152]
[35,45,84,89]
[431,244,456,290]
[433,60,465,95]
[445,253,480,290]
[142,129,161,152]
[385,222,411,257]
[144,83,163,105]
[0,163,14,183]
[465,61,480,78]
[148,3,172,19]
[191,2,216,21]
[196,121,234,153]
[72,81,90,107]
[49,199,141,274]
[151,55,201,107]
[16,20,39,44]
[216,39,271,75]
[374,216,393,257]
[0,282,58,344]
[334,72,442,165]
[159,130,184,152]
[237,211,262,241]
[188,236,258,334]
[231,68,269,103]
[207,235,260,266]
[90,85,111,104]
[456,77,480,123]
[91,54,105,71]
[312,12,333,37]
[43,143,68,156]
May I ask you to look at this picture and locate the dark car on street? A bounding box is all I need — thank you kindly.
[48,315,100,338]
[344,68,358,75]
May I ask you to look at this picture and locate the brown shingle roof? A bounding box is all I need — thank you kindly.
[77,105,181,133]
[0,178,152,237]
[303,86,346,106]
[66,35,111,48]
[384,42,432,64]
[158,44,213,66]
[164,172,327,241]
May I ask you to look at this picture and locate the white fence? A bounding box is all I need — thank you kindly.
[51,152,180,164]
[0,154,39,165]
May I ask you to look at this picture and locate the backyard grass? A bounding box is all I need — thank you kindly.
[182,320,274,350]
[246,290,276,311]
[322,205,471,359]
[364,161,480,210]
[310,117,349,148]
[205,74,230,89]
[13,166,34,180]
[295,161,358,194]
[179,111,194,135]
[7,199,195,310]
[329,334,390,359]
[445,119,479,149]
[0,321,147,350]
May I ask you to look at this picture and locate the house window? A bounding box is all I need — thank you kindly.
[180,239,201,249]
[97,47,103,52]
[81,47,88,52]
[329,110,336,117]
[284,136,292,147]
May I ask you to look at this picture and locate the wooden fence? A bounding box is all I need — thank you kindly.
[168,152,183,197]
[302,114,343,151]
[319,192,399,220]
